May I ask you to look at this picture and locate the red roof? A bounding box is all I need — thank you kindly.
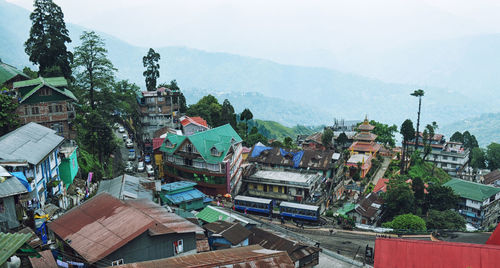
[486,223,500,246]
[373,178,389,193]
[48,193,202,264]
[152,138,165,151]
[349,141,381,153]
[181,116,208,127]
[375,238,500,268]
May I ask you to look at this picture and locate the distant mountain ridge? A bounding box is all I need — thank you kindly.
[0,0,496,130]
[441,113,500,148]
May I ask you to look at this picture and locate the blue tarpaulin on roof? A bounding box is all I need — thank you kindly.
[251,146,273,158]
[280,148,304,168]
[165,188,206,204]
[11,172,31,192]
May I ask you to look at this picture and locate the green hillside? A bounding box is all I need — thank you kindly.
[249,119,324,141]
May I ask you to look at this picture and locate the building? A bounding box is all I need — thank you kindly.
[429,142,470,177]
[484,169,500,186]
[137,87,181,140]
[160,181,207,211]
[0,166,28,231]
[113,245,294,268]
[195,205,258,226]
[348,192,384,225]
[161,124,244,196]
[180,115,209,136]
[0,232,33,265]
[0,60,29,89]
[0,123,66,208]
[444,178,500,229]
[97,174,157,201]
[347,117,380,178]
[203,221,252,250]
[249,227,321,267]
[244,169,323,202]
[13,77,77,140]
[247,145,337,179]
[48,193,203,267]
[373,178,390,194]
[346,154,372,178]
[58,144,79,197]
[301,132,326,150]
[374,238,500,268]
[152,137,165,178]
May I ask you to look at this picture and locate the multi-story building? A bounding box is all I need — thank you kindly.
[0,122,66,208]
[12,77,77,140]
[444,178,500,229]
[160,124,243,196]
[138,87,181,140]
[180,115,209,136]
[243,169,323,202]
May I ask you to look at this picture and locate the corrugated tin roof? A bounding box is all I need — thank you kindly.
[0,61,28,85]
[0,232,32,265]
[375,238,500,268]
[0,176,28,198]
[196,205,257,224]
[48,193,202,264]
[444,178,500,202]
[161,181,197,192]
[113,245,294,268]
[0,122,64,165]
[164,188,205,204]
[204,221,252,245]
[97,174,153,200]
[29,249,57,268]
[0,165,10,177]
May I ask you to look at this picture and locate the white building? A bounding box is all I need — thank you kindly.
[429,142,469,177]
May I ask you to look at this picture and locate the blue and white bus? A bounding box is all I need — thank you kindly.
[234,195,273,215]
[279,201,320,222]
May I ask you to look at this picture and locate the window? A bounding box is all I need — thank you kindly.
[173,239,183,255]
[158,97,164,101]
[211,147,220,156]
[39,88,51,96]
[55,105,63,112]
[48,105,53,113]
[452,157,457,161]
[31,106,39,114]
[443,156,448,160]
[111,259,124,266]
[24,107,29,115]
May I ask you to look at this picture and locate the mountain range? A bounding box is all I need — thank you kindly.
[1,0,499,146]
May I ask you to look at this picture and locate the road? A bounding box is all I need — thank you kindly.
[113,125,148,178]
[371,157,391,186]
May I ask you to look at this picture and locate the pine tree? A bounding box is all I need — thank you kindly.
[143,48,161,91]
[25,0,72,79]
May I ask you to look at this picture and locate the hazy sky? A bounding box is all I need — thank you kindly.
[7,0,500,66]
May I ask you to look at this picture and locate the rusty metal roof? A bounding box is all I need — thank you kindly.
[113,245,294,268]
[29,250,57,268]
[203,221,252,245]
[196,239,210,253]
[48,193,202,264]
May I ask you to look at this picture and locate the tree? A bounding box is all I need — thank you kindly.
[400,119,415,174]
[463,131,479,150]
[73,31,116,110]
[411,177,425,208]
[450,131,464,143]
[186,95,222,127]
[383,213,426,231]
[425,184,459,211]
[25,0,72,79]
[0,88,19,136]
[357,120,398,147]
[142,48,160,91]
[22,67,38,79]
[220,99,237,128]
[336,132,348,149]
[383,177,415,219]
[240,108,253,138]
[426,209,465,230]
[470,147,487,169]
[422,122,437,161]
[322,128,334,149]
[486,143,500,170]
[410,89,425,150]
[284,136,294,149]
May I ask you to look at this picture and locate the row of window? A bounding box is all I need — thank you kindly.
[281,207,317,216]
[235,200,270,209]
[24,104,64,115]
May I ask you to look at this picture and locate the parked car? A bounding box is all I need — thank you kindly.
[137,161,145,172]
[126,139,134,148]
[125,161,134,173]
[128,149,136,160]
[122,134,128,141]
[146,164,154,176]
[118,126,125,133]
[144,154,151,163]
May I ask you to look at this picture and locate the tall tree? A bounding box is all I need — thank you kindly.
[422,122,437,161]
[400,119,415,174]
[25,0,72,79]
[470,147,487,169]
[240,108,253,138]
[450,131,464,143]
[73,31,116,110]
[336,132,348,149]
[425,184,459,211]
[220,99,237,128]
[143,48,161,91]
[186,95,222,127]
[383,177,416,220]
[0,88,19,136]
[322,128,334,149]
[411,89,425,150]
[486,143,500,170]
[463,131,479,150]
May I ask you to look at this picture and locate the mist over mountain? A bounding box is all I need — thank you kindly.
[1,0,498,138]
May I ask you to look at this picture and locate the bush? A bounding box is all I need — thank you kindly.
[383,213,426,231]
[426,209,465,231]
[325,210,334,217]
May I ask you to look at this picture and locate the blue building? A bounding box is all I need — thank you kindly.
[160,181,209,210]
[203,221,251,250]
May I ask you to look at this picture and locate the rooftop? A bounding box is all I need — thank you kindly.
[484,169,500,185]
[97,174,154,200]
[161,181,197,193]
[203,221,252,245]
[164,188,206,205]
[0,122,64,165]
[444,178,500,202]
[195,205,258,225]
[249,170,322,186]
[248,146,335,171]
[113,245,294,268]
[0,232,32,265]
[373,178,389,193]
[13,76,77,103]
[0,176,28,198]
[0,60,29,85]
[180,116,208,128]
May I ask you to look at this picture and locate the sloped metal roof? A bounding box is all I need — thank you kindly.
[97,174,153,200]
[0,122,64,165]
[0,176,28,198]
[0,232,32,265]
[164,189,205,204]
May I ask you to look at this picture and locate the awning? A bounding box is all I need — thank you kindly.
[11,172,31,192]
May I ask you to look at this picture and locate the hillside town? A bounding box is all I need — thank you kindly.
[2,1,500,268]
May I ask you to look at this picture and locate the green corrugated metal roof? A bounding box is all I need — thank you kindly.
[196,205,229,223]
[0,61,29,86]
[0,232,32,265]
[444,178,500,202]
[14,76,77,103]
[336,202,356,216]
[160,124,242,164]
